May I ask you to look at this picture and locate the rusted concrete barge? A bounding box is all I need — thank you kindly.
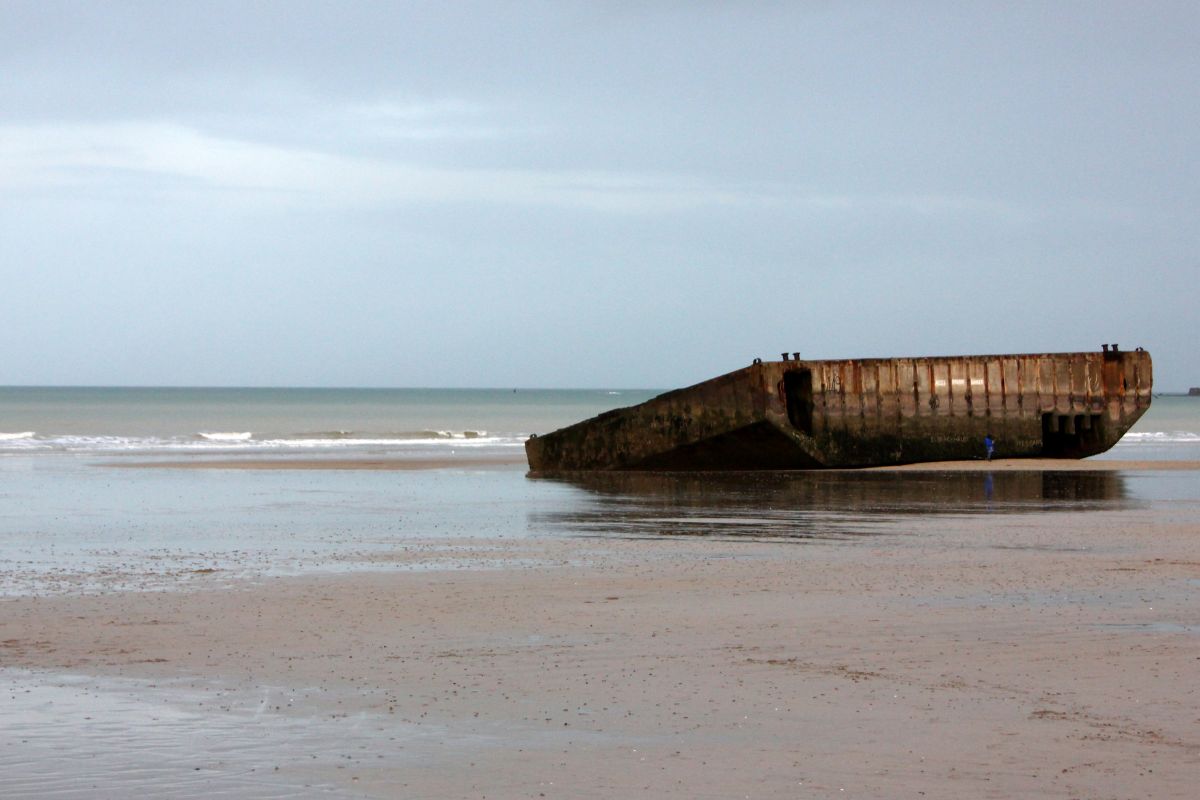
[525,346,1152,472]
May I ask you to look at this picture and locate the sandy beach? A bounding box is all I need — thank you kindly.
[875,458,1200,472]
[104,456,1200,472]
[3,466,1199,798]
[103,453,530,470]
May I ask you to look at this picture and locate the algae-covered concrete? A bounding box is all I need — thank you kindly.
[525,348,1152,472]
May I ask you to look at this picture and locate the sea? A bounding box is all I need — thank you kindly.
[0,386,649,456]
[1,387,1198,597]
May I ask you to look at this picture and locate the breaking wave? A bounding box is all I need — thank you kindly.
[0,430,524,454]
[1119,431,1200,444]
[277,430,489,441]
[198,432,253,441]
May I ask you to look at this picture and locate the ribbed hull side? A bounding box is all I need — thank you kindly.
[524,349,1152,472]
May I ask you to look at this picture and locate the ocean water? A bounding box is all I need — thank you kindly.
[1101,393,1200,460]
[0,388,1197,596]
[0,387,657,457]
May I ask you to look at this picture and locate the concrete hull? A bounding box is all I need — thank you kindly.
[525,349,1153,472]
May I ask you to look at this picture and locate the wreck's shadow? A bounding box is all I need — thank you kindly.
[528,470,1136,542]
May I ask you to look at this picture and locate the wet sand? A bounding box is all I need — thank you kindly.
[105,456,1200,471]
[103,453,529,470]
[3,496,1199,798]
[875,458,1200,471]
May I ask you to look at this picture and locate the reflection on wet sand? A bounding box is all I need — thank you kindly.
[531,470,1134,541]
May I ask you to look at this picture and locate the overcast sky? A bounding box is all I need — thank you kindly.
[1,1,1196,389]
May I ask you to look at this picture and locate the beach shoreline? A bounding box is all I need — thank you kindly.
[99,453,529,470]
[98,455,1200,472]
[871,457,1200,471]
[4,506,1199,798]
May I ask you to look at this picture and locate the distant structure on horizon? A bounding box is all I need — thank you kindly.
[526,346,1152,471]
[1189,387,1200,396]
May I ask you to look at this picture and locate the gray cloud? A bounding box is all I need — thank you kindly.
[1,1,1196,388]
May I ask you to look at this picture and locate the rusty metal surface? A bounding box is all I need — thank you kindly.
[525,348,1153,472]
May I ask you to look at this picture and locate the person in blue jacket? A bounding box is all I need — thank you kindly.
[984,433,995,461]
